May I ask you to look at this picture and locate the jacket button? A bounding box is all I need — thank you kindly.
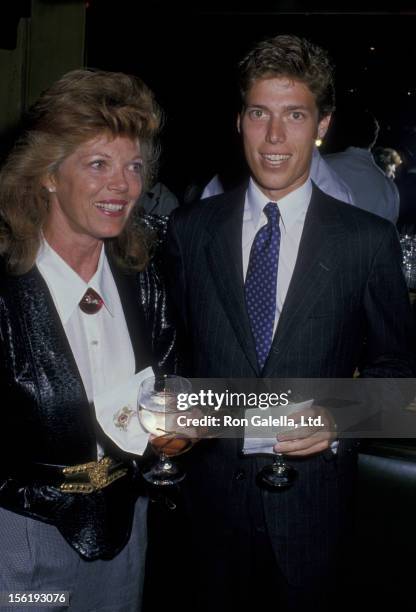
[234,469,246,481]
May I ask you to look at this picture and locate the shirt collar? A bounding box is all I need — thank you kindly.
[246,177,312,231]
[36,240,114,324]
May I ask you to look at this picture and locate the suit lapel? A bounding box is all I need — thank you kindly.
[263,185,345,375]
[205,186,259,375]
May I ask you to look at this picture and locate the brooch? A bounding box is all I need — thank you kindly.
[113,406,135,431]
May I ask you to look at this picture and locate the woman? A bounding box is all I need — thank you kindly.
[0,69,175,611]
[373,146,402,180]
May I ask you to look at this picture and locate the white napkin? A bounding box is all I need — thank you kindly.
[242,399,314,455]
[94,366,154,455]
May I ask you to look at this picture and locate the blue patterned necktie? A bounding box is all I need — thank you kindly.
[245,202,281,370]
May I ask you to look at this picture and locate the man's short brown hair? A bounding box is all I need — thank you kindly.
[239,34,335,119]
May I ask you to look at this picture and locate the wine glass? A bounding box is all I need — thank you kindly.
[137,374,194,487]
[256,453,297,489]
[256,402,302,489]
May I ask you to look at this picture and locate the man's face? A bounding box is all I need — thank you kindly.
[238,76,330,200]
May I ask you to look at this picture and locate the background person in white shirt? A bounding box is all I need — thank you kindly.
[325,106,400,223]
[0,69,175,611]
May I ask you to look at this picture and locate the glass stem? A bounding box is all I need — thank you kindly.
[273,453,285,469]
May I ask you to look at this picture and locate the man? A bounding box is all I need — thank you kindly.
[165,35,414,611]
[325,107,400,222]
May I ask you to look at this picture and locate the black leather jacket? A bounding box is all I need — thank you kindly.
[0,219,176,560]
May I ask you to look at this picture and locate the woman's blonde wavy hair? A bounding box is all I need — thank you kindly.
[0,69,162,274]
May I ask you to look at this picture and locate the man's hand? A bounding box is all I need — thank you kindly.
[273,404,337,457]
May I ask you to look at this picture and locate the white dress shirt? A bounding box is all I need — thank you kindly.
[242,177,312,331]
[36,240,151,456]
[242,178,338,454]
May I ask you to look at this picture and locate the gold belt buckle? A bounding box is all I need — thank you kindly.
[60,456,128,494]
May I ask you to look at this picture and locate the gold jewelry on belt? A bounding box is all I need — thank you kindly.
[60,456,128,494]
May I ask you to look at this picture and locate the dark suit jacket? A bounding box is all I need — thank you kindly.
[165,182,415,586]
[0,244,175,560]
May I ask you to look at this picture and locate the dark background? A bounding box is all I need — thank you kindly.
[85,3,416,196]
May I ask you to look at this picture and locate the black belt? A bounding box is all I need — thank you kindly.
[9,456,129,494]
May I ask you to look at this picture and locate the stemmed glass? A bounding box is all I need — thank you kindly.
[137,374,194,487]
[256,453,297,489]
[256,402,300,489]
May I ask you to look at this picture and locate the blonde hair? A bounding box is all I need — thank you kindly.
[0,69,162,274]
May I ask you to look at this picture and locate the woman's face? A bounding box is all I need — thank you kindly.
[43,133,143,246]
